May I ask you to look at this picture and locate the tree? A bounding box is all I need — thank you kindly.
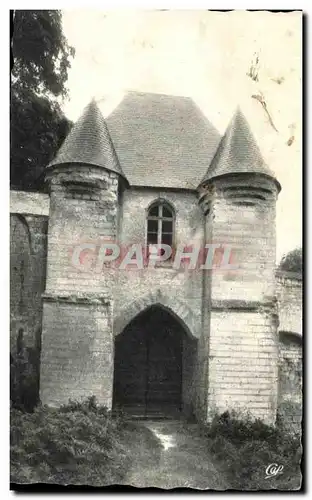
[11,10,75,191]
[279,247,302,274]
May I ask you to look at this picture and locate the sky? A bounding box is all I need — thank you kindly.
[61,9,302,262]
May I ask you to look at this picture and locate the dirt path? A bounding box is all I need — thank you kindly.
[120,420,228,490]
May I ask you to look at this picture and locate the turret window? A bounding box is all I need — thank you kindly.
[146,201,175,256]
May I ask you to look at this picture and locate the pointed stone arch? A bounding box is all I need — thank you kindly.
[113,289,199,339]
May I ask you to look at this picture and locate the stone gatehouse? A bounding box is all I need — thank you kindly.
[10,91,302,424]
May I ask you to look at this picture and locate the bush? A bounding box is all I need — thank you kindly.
[203,411,302,490]
[279,247,302,274]
[10,397,132,485]
[205,410,278,446]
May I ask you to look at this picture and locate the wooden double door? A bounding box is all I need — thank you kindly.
[113,306,183,417]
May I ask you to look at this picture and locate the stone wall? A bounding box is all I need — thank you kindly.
[40,165,119,407]
[201,176,279,424]
[10,191,49,354]
[278,332,302,432]
[40,298,113,407]
[44,166,119,295]
[113,187,205,417]
[276,272,302,431]
[208,309,278,422]
[10,188,302,421]
[207,176,277,303]
[114,187,205,337]
[276,271,302,337]
[10,190,50,216]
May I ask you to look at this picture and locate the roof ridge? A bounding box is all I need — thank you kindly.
[124,89,194,100]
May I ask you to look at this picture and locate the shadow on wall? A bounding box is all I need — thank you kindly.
[10,326,41,412]
[10,213,48,354]
[278,331,302,432]
[10,215,32,352]
[276,270,302,338]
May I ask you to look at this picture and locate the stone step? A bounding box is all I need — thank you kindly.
[112,405,185,420]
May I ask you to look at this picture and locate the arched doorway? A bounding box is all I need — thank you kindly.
[113,304,196,418]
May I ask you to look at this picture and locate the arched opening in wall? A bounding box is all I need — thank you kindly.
[10,214,32,353]
[112,304,197,419]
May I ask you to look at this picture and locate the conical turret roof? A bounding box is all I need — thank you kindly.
[46,99,128,181]
[200,107,281,191]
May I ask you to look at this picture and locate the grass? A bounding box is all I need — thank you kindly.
[10,397,134,486]
[201,410,302,490]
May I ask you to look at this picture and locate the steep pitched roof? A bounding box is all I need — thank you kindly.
[47,100,127,180]
[200,107,281,191]
[105,91,221,190]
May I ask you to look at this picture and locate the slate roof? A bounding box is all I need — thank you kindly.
[46,99,127,181]
[105,91,221,189]
[47,93,280,192]
[200,107,281,191]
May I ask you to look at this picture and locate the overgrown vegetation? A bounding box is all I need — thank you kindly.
[279,247,302,274]
[10,398,303,488]
[10,328,302,488]
[10,397,133,485]
[202,411,302,490]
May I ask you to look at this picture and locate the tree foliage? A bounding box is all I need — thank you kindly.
[11,10,75,191]
[279,247,302,274]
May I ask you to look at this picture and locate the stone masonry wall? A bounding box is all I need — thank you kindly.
[208,309,278,422]
[276,273,302,431]
[114,187,205,418]
[44,166,119,295]
[208,177,277,303]
[40,299,113,407]
[203,176,279,424]
[10,191,49,354]
[40,166,118,407]
[114,188,205,337]
[10,187,302,420]
[276,272,302,336]
[278,333,302,432]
